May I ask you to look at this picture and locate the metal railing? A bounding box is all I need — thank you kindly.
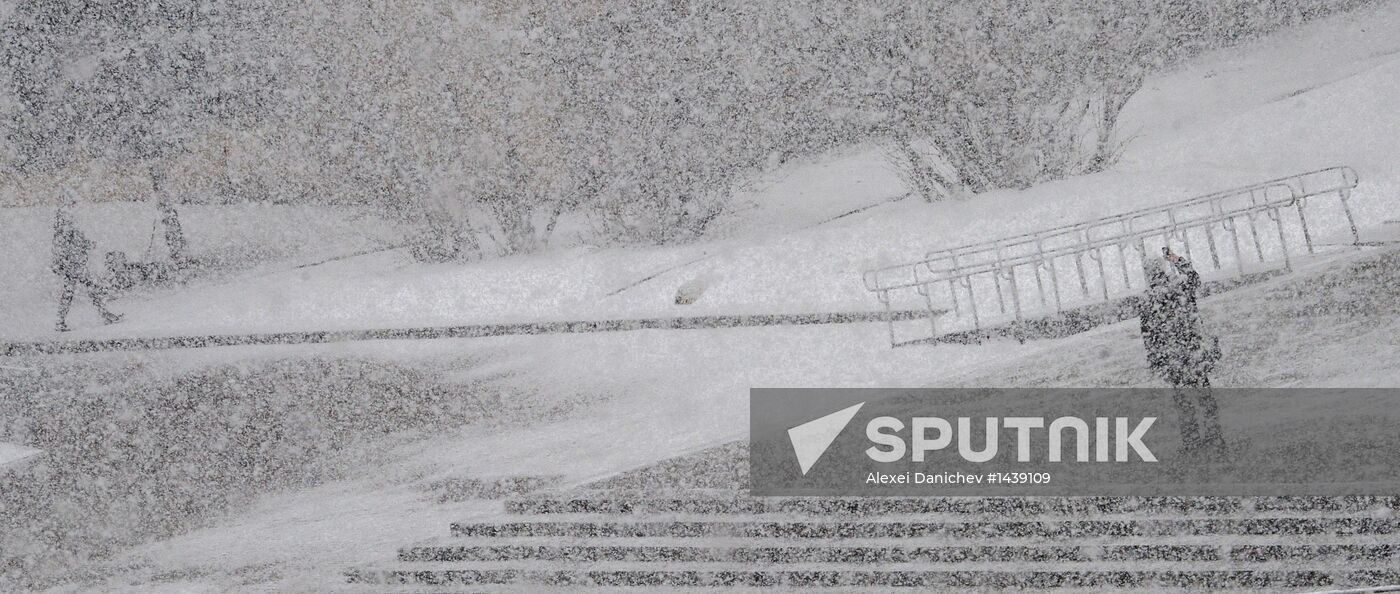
[863,166,1360,346]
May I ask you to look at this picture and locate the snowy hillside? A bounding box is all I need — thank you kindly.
[4,4,1400,342]
[6,2,1400,592]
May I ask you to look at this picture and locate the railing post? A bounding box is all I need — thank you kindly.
[1296,198,1315,254]
[1074,232,1091,298]
[919,283,939,339]
[879,290,896,347]
[1088,245,1110,301]
[1246,210,1266,263]
[1340,186,1360,245]
[1002,266,1024,320]
[1222,217,1246,277]
[1205,200,1222,269]
[992,271,1006,314]
[1033,241,1048,308]
[1132,238,1148,288]
[1007,265,1023,321]
[961,276,980,330]
[1045,248,1063,312]
[1268,207,1291,271]
[948,279,961,316]
[992,244,1007,314]
[1118,221,1133,289]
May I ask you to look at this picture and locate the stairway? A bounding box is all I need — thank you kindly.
[345,492,1400,592]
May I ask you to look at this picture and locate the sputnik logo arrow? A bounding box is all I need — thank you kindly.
[788,402,864,475]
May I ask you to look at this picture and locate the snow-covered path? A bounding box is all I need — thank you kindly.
[10,3,1400,592]
[1,308,932,356]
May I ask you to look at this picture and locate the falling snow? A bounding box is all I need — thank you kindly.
[3,0,1400,592]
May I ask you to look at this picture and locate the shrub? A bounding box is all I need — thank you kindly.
[0,357,495,590]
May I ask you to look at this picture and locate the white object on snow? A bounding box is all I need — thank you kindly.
[675,276,710,305]
[0,441,43,471]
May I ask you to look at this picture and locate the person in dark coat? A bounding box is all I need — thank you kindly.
[1139,247,1224,456]
[52,193,122,332]
[150,167,189,265]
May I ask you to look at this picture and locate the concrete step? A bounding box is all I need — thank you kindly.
[426,475,562,502]
[330,584,1400,594]
[409,533,1400,547]
[345,564,1400,589]
[485,510,1395,525]
[504,495,1400,518]
[399,543,1398,564]
[450,517,1400,539]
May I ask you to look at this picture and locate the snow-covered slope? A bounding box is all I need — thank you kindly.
[19,3,1400,591]
[0,203,403,336]
[7,3,1400,342]
[93,243,1400,594]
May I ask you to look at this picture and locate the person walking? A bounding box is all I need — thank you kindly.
[150,167,189,265]
[1138,246,1224,457]
[52,192,122,332]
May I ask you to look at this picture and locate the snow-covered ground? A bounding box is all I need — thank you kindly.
[86,243,1397,592]
[12,2,1400,592]
[5,4,1400,341]
[0,203,404,337]
[0,439,41,468]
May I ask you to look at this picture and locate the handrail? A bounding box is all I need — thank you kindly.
[932,165,1355,261]
[917,199,1297,283]
[862,166,1357,292]
[864,182,1294,293]
[885,198,1274,292]
[863,165,1360,347]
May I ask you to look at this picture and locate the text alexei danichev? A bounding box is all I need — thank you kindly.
[866,471,1052,485]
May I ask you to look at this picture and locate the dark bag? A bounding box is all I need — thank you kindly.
[106,250,176,292]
